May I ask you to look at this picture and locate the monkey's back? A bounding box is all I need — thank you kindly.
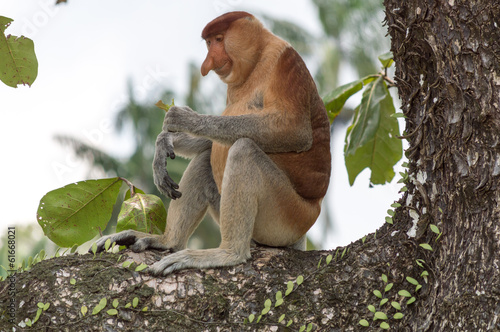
[211,45,331,201]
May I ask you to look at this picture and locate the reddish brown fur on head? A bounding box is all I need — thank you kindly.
[201,11,253,39]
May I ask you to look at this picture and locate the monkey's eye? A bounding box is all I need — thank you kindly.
[215,34,224,43]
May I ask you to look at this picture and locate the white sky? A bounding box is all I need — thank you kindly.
[0,0,404,250]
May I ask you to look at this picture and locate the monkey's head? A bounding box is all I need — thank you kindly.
[201,11,266,85]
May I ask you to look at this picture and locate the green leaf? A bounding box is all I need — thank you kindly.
[37,178,123,247]
[378,51,394,68]
[341,247,347,259]
[275,298,283,307]
[264,299,272,308]
[406,276,419,286]
[416,284,422,292]
[407,297,416,305]
[299,325,306,332]
[381,274,388,283]
[380,298,389,306]
[155,98,175,112]
[359,319,369,327]
[287,319,293,327]
[0,16,38,88]
[248,314,255,323]
[261,306,270,315]
[132,297,139,308]
[326,254,333,265]
[92,298,107,315]
[374,311,388,320]
[394,312,404,319]
[391,202,402,208]
[70,278,76,285]
[323,79,364,123]
[373,290,382,298]
[380,322,390,329]
[135,263,148,272]
[296,275,304,286]
[385,217,393,224]
[33,308,42,323]
[81,305,88,317]
[117,193,167,235]
[385,283,394,292]
[391,301,401,310]
[285,281,294,296]
[344,77,402,186]
[107,309,118,316]
[398,290,412,297]
[122,261,132,268]
[113,299,119,308]
[419,243,433,251]
[430,224,441,234]
[368,305,376,313]
[278,314,285,323]
[104,238,111,251]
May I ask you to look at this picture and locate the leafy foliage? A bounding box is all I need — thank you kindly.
[324,52,402,186]
[37,178,122,247]
[116,193,166,234]
[0,16,38,87]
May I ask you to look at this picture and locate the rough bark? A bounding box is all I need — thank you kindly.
[1,0,499,331]
[385,0,500,330]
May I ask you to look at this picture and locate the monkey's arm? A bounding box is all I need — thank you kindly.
[153,130,212,199]
[165,106,312,153]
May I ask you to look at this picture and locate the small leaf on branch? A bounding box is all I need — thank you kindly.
[155,98,175,112]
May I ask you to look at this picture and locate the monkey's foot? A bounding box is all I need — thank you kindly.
[91,230,168,253]
[148,248,249,276]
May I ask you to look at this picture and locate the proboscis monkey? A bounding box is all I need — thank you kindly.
[93,11,331,275]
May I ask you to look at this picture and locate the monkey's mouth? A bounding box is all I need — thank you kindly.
[215,62,231,77]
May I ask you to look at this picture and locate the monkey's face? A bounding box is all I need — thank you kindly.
[201,33,233,80]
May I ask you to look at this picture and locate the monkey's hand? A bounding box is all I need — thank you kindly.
[91,230,170,253]
[164,106,201,134]
[153,131,182,199]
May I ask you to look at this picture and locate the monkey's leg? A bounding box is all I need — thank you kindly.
[93,149,219,253]
[148,138,320,275]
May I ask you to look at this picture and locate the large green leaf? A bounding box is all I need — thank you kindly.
[37,178,123,247]
[323,75,378,123]
[116,193,166,235]
[344,76,402,185]
[323,80,363,123]
[0,16,38,88]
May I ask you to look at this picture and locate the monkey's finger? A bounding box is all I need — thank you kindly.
[91,231,139,253]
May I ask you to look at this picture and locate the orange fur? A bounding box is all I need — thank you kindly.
[205,12,331,203]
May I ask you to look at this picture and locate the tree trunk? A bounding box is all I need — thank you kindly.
[385,0,500,330]
[1,1,499,331]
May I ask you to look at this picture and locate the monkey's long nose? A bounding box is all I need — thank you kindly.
[201,56,214,76]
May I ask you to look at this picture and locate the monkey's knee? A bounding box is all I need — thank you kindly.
[228,138,259,160]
